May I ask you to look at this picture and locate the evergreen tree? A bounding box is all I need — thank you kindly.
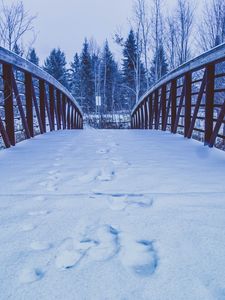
[101,41,118,112]
[80,39,95,112]
[28,48,39,65]
[122,29,146,109]
[44,48,68,86]
[150,44,168,84]
[70,53,81,102]
[13,43,23,56]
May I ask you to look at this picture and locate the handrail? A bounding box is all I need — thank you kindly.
[0,46,83,148]
[131,43,225,149]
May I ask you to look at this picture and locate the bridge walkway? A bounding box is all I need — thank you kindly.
[0,129,225,299]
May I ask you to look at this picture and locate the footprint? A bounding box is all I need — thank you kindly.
[88,225,119,261]
[55,250,83,269]
[20,223,36,232]
[28,210,50,216]
[96,148,109,154]
[126,195,153,208]
[45,182,58,192]
[108,194,128,211]
[97,167,115,182]
[55,238,85,270]
[119,235,157,277]
[19,267,45,283]
[30,241,53,251]
[107,194,153,211]
[78,169,100,183]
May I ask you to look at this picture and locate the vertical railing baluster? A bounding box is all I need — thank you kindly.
[25,72,34,137]
[205,63,215,145]
[154,90,159,129]
[144,99,148,129]
[39,79,46,132]
[171,79,177,133]
[184,72,192,137]
[3,63,15,146]
[49,85,55,131]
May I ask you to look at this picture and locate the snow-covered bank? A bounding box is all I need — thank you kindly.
[0,130,225,299]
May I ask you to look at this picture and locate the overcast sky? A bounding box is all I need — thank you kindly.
[6,0,190,64]
[11,0,136,64]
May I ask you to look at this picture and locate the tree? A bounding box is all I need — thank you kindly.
[121,29,146,109]
[175,0,194,65]
[101,41,118,112]
[198,0,225,51]
[70,53,81,102]
[0,0,36,51]
[165,0,194,69]
[133,0,151,89]
[151,0,164,82]
[150,44,168,83]
[27,48,39,65]
[80,39,95,112]
[44,48,68,86]
[12,42,23,56]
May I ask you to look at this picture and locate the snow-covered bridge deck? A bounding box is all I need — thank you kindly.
[1,129,225,300]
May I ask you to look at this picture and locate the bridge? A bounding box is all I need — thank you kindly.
[0,45,225,300]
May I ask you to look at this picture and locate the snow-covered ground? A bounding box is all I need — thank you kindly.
[0,129,225,300]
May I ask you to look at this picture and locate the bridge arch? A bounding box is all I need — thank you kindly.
[0,47,83,149]
[131,44,225,149]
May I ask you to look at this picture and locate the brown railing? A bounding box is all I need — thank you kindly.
[0,47,83,149]
[131,44,225,149]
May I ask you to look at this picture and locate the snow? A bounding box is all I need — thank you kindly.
[0,129,225,300]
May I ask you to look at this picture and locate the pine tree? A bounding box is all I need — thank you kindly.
[28,48,39,65]
[44,48,68,86]
[13,43,23,56]
[80,39,95,112]
[122,29,146,109]
[70,53,81,102]
[101,41,118,112]
[150,44,168,84]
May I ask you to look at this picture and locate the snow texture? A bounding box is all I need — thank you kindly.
[0,129,225,300]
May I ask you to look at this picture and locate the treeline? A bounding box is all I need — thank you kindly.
[26,32,152,114]
[2,0,225,113]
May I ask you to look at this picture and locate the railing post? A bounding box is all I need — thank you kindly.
[3,63,15,146]
[171,79,177,133]
[184,72,192,137]
[67,101,71,129]
[161,85,167,131]
[205,63,215,145]
[144,99,148,129]
[71,105,74,129]
[49,85,55,130]
[141,104,144,129]
[56,90,62,129]
[148,95,153,129]
[62,94,66,129]
[25,72,34,137]
[39,79,46,132]
[154,89,159,129]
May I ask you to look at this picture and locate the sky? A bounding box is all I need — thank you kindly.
[5,0,192,65]
[13,0,135,64]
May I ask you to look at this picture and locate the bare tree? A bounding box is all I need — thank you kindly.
[165,14,177,70]
[133,0,151,89]
[175,0,194,65]
[165,0,194,69]
[0,0,36,51]
[198,0,225,52]
[151,0,164,81]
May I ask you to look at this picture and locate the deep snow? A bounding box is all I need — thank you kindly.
[0,129,225,300]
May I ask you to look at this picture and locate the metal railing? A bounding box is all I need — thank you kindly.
[0,47,83,149]
[131,44,225,149]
